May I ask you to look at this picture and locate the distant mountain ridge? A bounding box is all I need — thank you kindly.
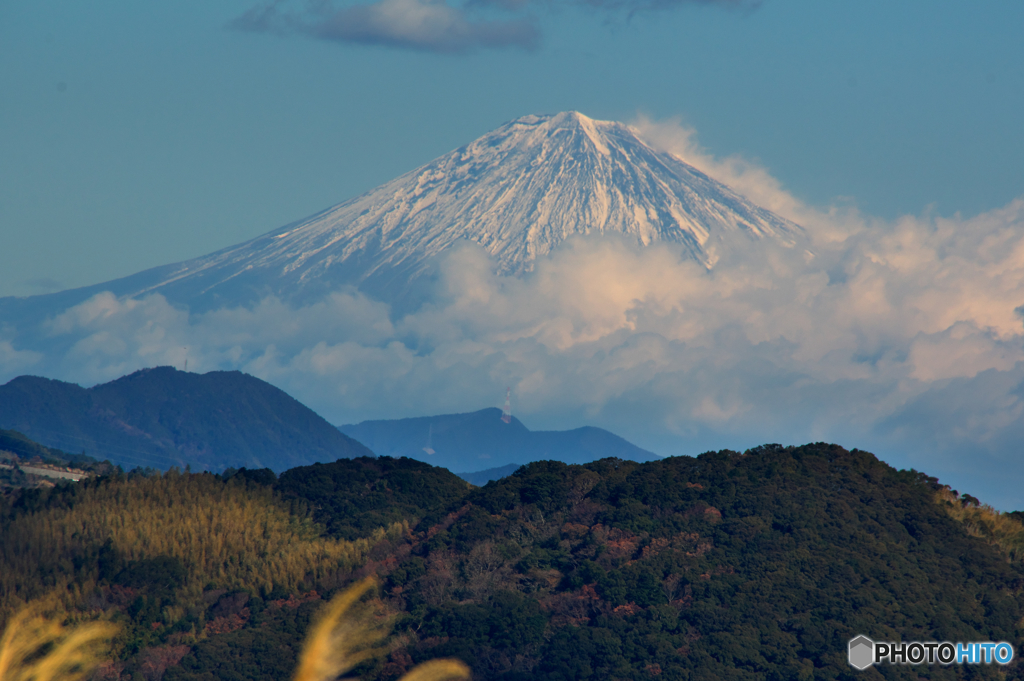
[338,407,660,473]
[0,367,372,472]
[0,111,801,328]
[457,463,521,486]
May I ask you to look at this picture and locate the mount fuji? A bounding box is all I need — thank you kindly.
[1,111,800,324]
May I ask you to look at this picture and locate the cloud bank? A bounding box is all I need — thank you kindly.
[232,0,750,53]
[4,118,1024,508]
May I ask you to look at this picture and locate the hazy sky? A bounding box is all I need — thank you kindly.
[2,0,1022,298]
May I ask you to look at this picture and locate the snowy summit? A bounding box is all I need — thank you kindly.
[5,112,801,314]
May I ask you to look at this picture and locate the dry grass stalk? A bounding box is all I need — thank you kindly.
[396,659,473,681]
[293,577,470,681]
[0,600,118,681]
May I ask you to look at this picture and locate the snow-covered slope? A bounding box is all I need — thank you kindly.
[3,112,801,315]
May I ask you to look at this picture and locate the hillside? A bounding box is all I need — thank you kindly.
[338,408,660,473]
[0,367,373,472]
[315,444,1024,681]
[0,428,110,470]
[0,428,115,489]
[0,469,402,680]
[274,457,473,540]
[2,443,1021,680]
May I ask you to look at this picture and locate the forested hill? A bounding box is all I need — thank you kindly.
[364,445,1024,681]
[0,427,108,470]
[0,367,372,472]
[1,445,1022,681]
[0,427,115,488]
[273,457,473,540]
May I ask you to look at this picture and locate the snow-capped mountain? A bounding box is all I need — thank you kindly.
[3,112,800,316]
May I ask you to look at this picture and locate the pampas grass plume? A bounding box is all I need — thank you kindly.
[395,659,472,681]
[1,576,469,681]
[0,601,119,681]
[293,577,470,681]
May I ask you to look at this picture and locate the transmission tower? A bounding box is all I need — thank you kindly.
[501,387,512,424]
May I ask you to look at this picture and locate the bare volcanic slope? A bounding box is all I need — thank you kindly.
[338,407,660,474]
[0,367,372,472]
[0,112,801,320]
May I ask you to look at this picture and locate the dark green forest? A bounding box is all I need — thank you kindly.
[1,445,1022,681]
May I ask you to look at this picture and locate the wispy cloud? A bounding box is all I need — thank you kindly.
[233,0,540,54]
[232,0,750,53]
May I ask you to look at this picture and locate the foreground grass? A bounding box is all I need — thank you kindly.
[294,577,468,681]
[0,579,468,681]
[0,599,118,681]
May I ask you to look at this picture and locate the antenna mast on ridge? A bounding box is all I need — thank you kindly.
[501,387,512,424]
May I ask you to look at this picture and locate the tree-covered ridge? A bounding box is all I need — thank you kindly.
[1,444,1022,681]
[371,445,1024,681]
[274,456,473,540]
[938,487,1024,564]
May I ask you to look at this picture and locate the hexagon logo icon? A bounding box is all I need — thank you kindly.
[848,635,874,670]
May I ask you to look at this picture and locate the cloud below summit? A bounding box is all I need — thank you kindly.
[10,193,1024,507]
[4,117,1024,508]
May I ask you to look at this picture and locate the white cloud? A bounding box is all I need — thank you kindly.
[0,338,42,375]
[4,118,1024,507]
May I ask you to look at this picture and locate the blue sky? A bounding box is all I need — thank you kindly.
[3,0,1024,507]
[2,0,1022,298]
